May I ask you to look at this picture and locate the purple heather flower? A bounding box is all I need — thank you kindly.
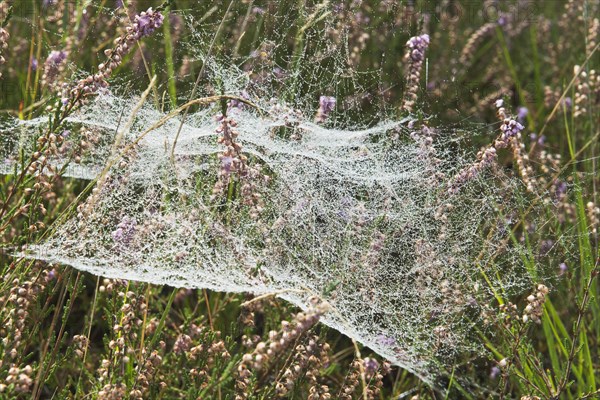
[517,106,528,122]
[406,34,430,62]
[134,8,164,39]
[559,262,568,275]
[401,33,430,112]
[112,216,137,245]
[228,90,250,112]
[363,357,379,375]
[30,57,38,71]
[315,96,336,123]
[554,180,567,200]
[376,334,396,347]
[499,118,524,143]
[46,50,67,66]
[563,97,572,109]
[537,135,546,145]
[220,156,234,174]
[319,96,336,112]
[490,366,501,379]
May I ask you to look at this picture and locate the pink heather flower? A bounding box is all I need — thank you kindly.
[363,357,379,375]
[134,8,164,38]
[42,50,69,91]
[220,156,234,174]
[315,96,336,123]
[559,262,568,274]
[490,366,500,379]
[46,50,67,66]
[401,34,430,113]
[112,216,137,245]
[517,106,528,122]
[499,118,525,144]
[406,34,430,62]
[376,334,396,347]
[70,8,164,101]
[228,90,250,112]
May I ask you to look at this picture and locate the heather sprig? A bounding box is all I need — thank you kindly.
[0,4,8,80]
[69,7,164,103]
[401,33,430,114]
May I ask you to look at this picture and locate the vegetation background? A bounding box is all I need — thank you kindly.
[0,0,599,399]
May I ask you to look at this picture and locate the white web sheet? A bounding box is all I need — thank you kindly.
[1,92,529,386]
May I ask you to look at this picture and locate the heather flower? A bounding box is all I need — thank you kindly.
[448,146,497,194]
[314,96,336,123]
[522,284,549,324]
[460,23,497,67]
[406,34,430,61]
[0,26,9,79]
[501,118,525,138]
[559,262,568,275]
[220,156,234,174]
[363,357,379,375]
[112,216,137,245]
[228,90,250,112]
[272,66,286,79]
[376,334,396,347]
[135,9,164,38]
[562,97,572,109]
[46,50,67,66]
[41,50,68,91]
[553,180,567,201]
[212,115,268,218]
[517,106,528,122]
[490,366,500,379]
[70,8,163,101]
[401,34,430,113]
[529,133,545,146]
[536,135,545,146]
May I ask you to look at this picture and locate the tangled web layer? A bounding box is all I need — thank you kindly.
[2,91,529,386]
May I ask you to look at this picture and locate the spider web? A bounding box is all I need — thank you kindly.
[1,3,538,389]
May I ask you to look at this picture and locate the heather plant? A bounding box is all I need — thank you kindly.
[0,1,599,399]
